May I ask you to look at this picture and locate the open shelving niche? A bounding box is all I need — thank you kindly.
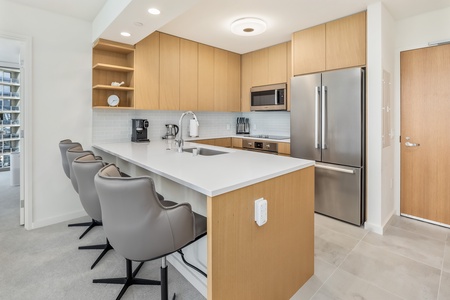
[92,38,135,109]
[0,66,21,170]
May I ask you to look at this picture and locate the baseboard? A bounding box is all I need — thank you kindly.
[167,252,207,298]
[31,210,88,229]
[364,209,395,235]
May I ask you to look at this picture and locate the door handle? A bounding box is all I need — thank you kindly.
[321,86,327,149]
[405,136,420,147]
[316,164,355,174]
[315,86,320,149]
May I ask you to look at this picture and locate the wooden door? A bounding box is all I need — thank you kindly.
[400,44,450,224]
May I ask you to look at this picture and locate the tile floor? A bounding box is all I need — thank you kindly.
[291,213,450,300]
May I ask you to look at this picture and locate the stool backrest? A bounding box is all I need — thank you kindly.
[67,146,94,193]
[59,139,81,178]
[95,164,196,261]
[72,153,106,221]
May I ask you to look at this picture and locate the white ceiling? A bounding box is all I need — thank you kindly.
[5,0,450,54]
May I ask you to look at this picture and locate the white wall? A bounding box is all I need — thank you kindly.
[393,7,450,215]
[0,1,93,228]
[365,2,396,234]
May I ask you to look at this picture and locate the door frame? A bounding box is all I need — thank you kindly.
[0,31,33,230]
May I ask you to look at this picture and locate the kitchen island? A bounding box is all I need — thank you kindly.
[93,141,314,300]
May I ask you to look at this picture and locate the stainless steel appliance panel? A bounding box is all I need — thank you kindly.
[290,73,322,161]
[315,162,363,225]
[321,68,364,167]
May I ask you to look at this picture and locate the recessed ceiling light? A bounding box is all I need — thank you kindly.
[231,17,267,36]
[148,8,161,15]
[121,32,131,37]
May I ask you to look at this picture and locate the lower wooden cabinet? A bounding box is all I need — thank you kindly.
[194,138,232,148]
[278,142,291,156]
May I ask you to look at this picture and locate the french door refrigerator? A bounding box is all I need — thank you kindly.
[290,67,365,226]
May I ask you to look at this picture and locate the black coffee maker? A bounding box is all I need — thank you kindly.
[131,119,149,142]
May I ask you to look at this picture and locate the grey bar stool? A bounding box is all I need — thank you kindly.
[94,164,207,300]
[66,145,102,239]
[59,139,94,230]
[72,153,113,269]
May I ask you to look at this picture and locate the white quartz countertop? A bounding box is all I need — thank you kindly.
[93,141,313,197]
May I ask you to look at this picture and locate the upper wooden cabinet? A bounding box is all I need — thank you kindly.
[292,24,326,75]
[180,39,198,111]
[92,39,135,108]
[134,32,240,112]
[159,33,180,110]
[198,44,215,111]
[135,32,159,110]
[325,11,366,71]
[241,42,289,112]
[292,11,366,75]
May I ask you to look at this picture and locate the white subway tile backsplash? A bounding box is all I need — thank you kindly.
[92,109,290,143]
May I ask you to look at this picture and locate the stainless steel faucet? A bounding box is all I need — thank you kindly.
[175,111,199,152]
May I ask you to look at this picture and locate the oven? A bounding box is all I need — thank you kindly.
[242,139,278,154]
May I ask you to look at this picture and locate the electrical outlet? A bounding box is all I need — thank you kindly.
[255,198,267,226]
[226,124,230,130]
[253,124,257,130]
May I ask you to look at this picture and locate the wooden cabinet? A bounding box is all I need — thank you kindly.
[135,32,159,110]
[159,33,180,110]
[198,44,215,111]
[292,24,326,75]
[278,142,291,156]
[325,11,366,71]
[241,42,289,112]
[292,11,366,75]
[92,39,135,108]
[241,53,252,112]
[180,39,198,111]
[213,49,241,112]
[194,138,232,148]
[133,32,240,112]
[232,138,243,149]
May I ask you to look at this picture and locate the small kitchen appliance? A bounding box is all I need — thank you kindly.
[162,124,179,140]
[236,117,250,134]
[131,119,149,142]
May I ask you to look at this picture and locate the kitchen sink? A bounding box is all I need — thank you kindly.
[182,147,228,156]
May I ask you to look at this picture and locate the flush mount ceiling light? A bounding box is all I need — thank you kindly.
[120,32,131,37]
[231,17,267,36]
[148,8,161,15]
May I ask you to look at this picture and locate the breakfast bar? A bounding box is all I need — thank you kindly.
[93,141,315,300]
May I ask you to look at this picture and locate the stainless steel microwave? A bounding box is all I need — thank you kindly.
[250,83,287,111]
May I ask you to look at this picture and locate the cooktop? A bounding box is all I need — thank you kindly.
[245,134,290,140]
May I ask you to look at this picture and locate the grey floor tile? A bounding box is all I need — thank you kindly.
[312,269,403,300]
[315,213,368,240]
[314,224,360,267]
[390,215,450,242]
[363,225,445,269]
[340,241,441,300]
[290,258,336,300]
[438,271,450,300]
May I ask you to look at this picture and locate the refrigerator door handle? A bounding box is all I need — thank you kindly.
[315,86,320,149]
[316,164,355,174]
[321,86,327,149]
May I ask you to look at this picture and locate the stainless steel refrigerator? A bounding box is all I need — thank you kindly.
[290,67,365,226]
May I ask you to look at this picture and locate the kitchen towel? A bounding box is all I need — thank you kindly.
[189,118,199,137]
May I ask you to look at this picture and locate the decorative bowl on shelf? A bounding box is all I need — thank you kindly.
[111,81,125,87]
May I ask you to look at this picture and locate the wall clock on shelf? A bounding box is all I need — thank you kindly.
[107,94,120,107]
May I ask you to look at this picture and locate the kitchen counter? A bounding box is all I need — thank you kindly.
[187,134,291,143]
[93,140,306,197]
[92,140,314,300]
